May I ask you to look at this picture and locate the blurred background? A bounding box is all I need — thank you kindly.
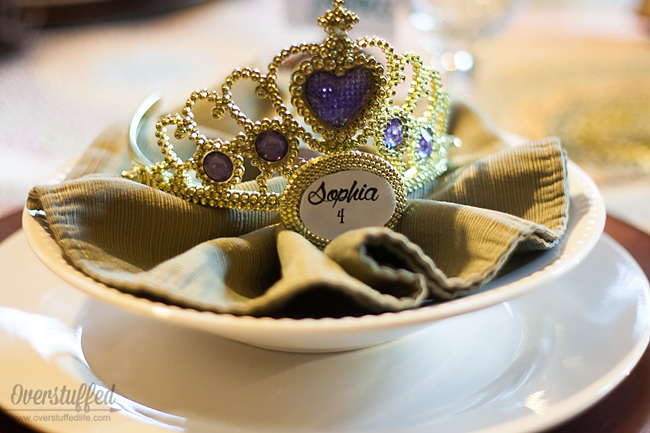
[1,0,649,230]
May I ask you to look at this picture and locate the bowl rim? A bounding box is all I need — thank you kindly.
[22,160,605,332]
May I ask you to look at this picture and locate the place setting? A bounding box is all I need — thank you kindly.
[1,0,650,432]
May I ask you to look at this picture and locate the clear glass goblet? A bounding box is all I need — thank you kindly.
[409,0,524,91]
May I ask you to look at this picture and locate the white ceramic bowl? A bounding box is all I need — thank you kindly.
[23,161,605,353]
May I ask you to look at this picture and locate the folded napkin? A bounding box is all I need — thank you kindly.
[27,101,569,318]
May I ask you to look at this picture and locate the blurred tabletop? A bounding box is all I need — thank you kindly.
[1,0,650,431]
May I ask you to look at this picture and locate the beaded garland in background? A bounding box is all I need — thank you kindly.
[472,28,650,184]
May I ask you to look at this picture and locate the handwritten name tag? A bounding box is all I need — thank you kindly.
[281,152,405,247]
[299,170,396,241]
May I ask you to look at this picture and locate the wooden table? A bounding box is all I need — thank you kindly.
[1,210,649,432]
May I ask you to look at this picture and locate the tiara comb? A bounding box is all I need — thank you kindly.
[124,0,455,248]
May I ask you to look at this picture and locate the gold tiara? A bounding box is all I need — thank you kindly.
[124,0,455,247]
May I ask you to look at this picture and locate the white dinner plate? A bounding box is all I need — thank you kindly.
[21,162,606,352]
[0,230,648,433]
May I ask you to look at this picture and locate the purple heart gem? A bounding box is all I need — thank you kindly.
[304,68,372,128]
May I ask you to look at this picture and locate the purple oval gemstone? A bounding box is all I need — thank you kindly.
[384,118,404,150]
[304,68,372,128]
[256,130,289,162]
[203,151,233,183]
[418,129,434,158]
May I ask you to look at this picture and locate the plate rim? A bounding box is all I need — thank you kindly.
[0,232,648,433]
[473,233,650,433]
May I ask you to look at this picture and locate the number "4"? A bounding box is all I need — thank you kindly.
[337,209,345,224]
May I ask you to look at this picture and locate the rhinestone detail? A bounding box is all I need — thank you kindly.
[384,118,404,150]
[203,151,233,182]
[255,130,289,161]
[417,129,434,158]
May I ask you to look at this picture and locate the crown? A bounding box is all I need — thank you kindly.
[123,0,455,247]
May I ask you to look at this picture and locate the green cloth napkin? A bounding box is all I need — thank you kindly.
[27,101,569,318]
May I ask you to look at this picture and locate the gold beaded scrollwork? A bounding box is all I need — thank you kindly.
[124,0,454,228]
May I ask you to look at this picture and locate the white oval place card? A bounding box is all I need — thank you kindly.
[280,152,406,248]
[299,170,396,241]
